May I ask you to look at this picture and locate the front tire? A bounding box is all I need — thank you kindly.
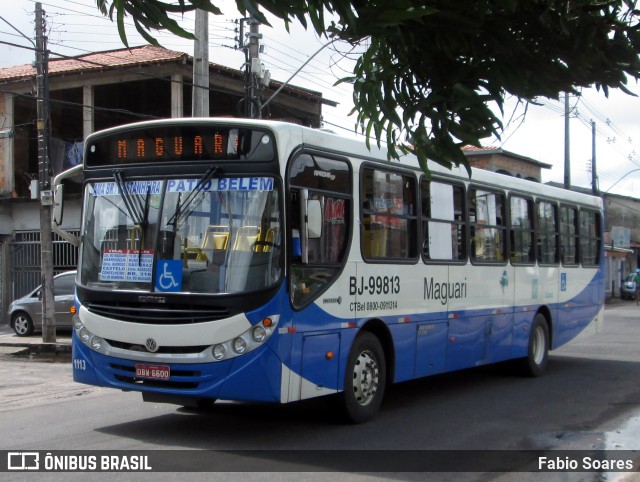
[520,314,549,377]
[339,332,386,423]
[12,312,35,337]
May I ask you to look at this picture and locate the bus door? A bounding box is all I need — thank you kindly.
[287,153,353,398]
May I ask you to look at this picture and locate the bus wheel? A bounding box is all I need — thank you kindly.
[520,314,549,377]
[341,332,386,423]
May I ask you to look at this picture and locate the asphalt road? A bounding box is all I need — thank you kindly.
[0,302,639,481]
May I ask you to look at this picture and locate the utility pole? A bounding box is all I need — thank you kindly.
[192,8,209,117]
[564,92,571,190]
[237,15,269,118]
[35,2,56,343]
[248,16,261,118]
[591,120,598,195]
[236,17,248,116]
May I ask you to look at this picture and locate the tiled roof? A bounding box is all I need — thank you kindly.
[462,144,552,169]
[462,145,500,153]
[0,45,187,82]
[0,44,331,104]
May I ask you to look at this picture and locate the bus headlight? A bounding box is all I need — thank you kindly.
[90,336,103,351]
[212,344,225,360]
[72,314,82,330]
[232,337,247,354]
[78,327,91,344]
[209,315,279,362]
[252,326,267,342]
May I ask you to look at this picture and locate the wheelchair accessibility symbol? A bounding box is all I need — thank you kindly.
[155,260,182,292]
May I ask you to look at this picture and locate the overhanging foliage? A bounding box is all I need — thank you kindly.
[96,0,640,174]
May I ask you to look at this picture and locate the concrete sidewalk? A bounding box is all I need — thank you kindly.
[0,326,71,359]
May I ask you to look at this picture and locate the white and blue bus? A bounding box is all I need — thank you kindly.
[58,118,604,422]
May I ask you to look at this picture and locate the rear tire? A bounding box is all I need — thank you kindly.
[520,314,549,377]
[338,331,386,424]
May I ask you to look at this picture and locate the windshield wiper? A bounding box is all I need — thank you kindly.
[138,185,151,265]
[113,170,151,266]
[113,170,143,224]
[166,165,222,228]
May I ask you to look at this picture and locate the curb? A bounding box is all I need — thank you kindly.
[0,342,72,362]
[0,342,71,353]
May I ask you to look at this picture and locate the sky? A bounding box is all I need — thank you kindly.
[3,0,640,196]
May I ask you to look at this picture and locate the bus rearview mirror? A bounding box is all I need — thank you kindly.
[307,199,322,239]
[53,183,64,226]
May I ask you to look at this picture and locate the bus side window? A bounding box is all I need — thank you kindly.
[510,195,535,264]
[422,179,466,262]
[468,188,506,264]
[560,205,579,265]
[362,167,417,261]
[579,210,601,266]
[536,202,559,265]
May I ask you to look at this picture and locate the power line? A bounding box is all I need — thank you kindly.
[0,13,36,47]
[0,39,39,52]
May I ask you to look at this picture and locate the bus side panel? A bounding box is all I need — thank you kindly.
[554,267,603,348]
[413,321,448,378]
[446,315,487,371]
[447,264,515,370]
[452,312,515,368]
[511,309,534,359]
[284,280,358,401]
[301,333,340,394]
[388,323,417,382]
[488,311,514,363]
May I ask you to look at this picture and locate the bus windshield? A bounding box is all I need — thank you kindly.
[79,176,282,294]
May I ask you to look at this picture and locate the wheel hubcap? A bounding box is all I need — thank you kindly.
[15,317,28,335]
[352,350,379,406]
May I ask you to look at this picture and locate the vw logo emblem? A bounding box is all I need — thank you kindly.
[145,338,159,353]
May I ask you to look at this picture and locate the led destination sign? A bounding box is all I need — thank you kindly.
[85,125,275,166]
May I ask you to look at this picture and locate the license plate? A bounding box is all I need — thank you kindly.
[135,363,170,381]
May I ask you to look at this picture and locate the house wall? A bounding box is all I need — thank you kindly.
[604,195,640,246]
[468,153,543,181]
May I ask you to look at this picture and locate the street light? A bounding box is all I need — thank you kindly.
[603,168,640,194]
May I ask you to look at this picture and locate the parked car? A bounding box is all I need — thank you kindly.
[8,271,77,336]
[621,273,637,300]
